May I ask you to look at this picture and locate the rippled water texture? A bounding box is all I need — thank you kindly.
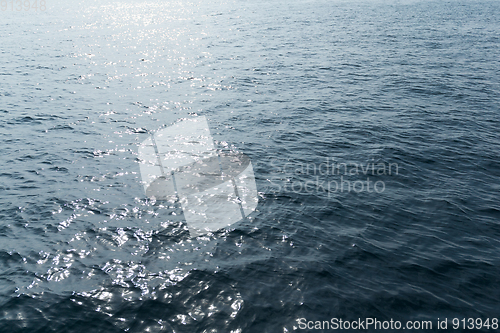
[1,0,499,332]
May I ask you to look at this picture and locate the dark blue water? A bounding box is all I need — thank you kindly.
[1,0,499,331]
